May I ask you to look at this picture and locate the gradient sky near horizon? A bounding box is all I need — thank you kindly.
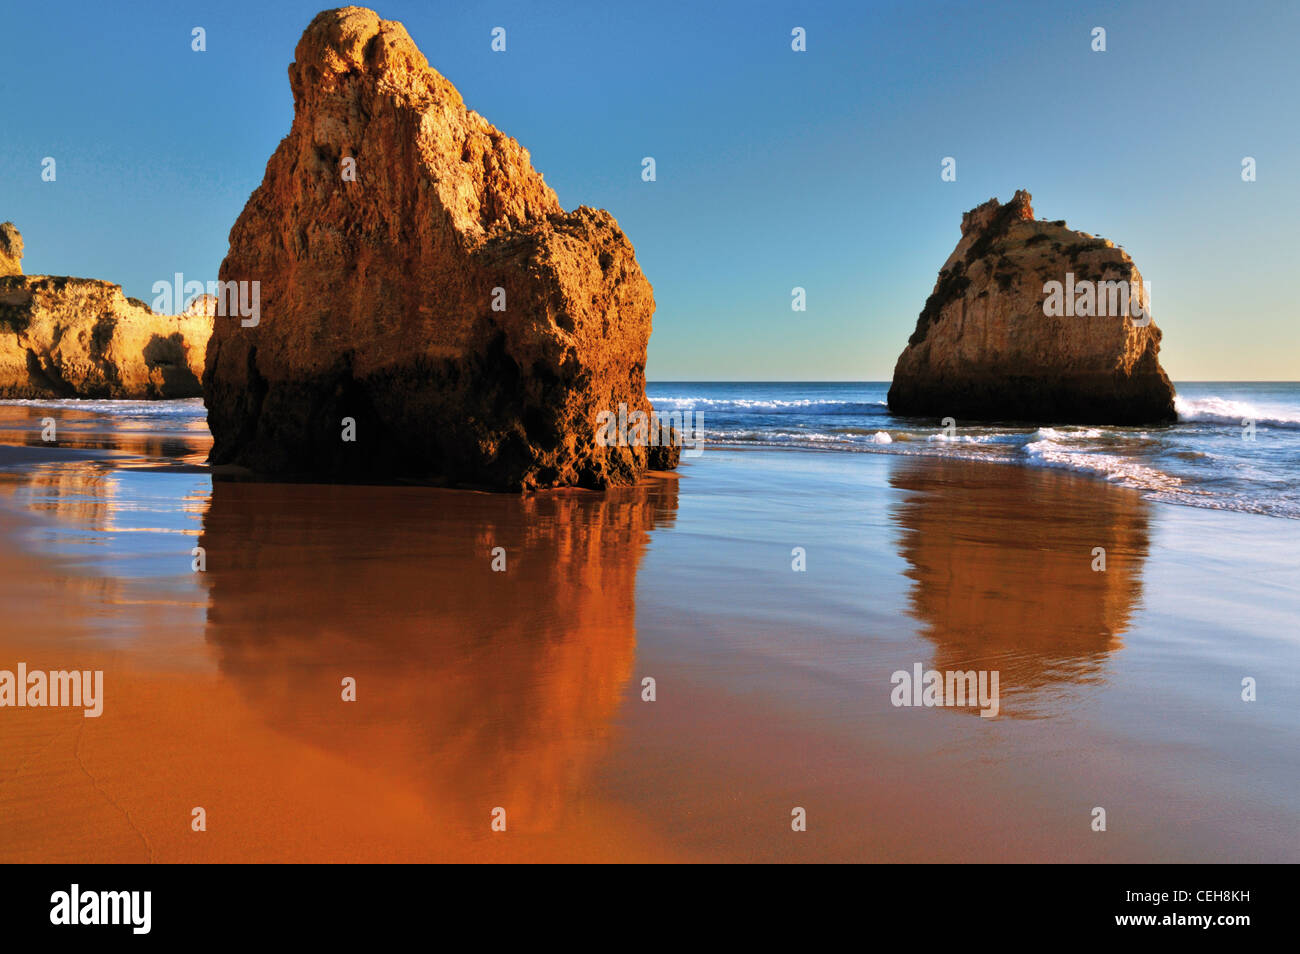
[1,0,1297,380]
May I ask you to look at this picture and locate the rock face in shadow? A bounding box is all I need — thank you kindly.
[204,6,678,489]
[888,190,1176,424]
[0,225,209,398]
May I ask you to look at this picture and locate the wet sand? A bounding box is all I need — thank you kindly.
[0,413,1296,862]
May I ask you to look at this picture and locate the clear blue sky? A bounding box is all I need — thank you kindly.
[2,0,1296,380]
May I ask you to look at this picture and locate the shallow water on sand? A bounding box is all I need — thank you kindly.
[0,402,1296,861]
[649,381,1300,519]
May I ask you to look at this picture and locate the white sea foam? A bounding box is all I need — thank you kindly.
[1024,438,1182,491]
[1175,395,1300,429]
[925,432,1020,444]
[0,397,205,417]
[1031,427,1103,441]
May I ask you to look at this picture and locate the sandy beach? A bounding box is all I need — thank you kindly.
[0,405,1295,863]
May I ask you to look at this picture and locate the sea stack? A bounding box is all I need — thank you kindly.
[203,6,677,489]
[887,191,1176,424]
[0,223,210,399]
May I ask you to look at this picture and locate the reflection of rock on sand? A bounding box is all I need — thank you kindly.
[199,477,678,833]
[0,403,212,465]
[0,458,120,528]
[889,458,1151,716]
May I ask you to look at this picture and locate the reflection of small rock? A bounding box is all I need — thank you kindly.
[890,457,1151,717]
[888,190,1176,424]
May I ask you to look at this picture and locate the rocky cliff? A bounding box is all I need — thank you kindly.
[0,223,22,277]
[887,190,1176,424]
[0,226,210,399]
[204,6,678,489]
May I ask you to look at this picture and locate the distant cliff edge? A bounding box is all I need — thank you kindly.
[0,223,211,399]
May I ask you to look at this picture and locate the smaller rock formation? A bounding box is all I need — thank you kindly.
[888,191,1176,424]
[0,224,211,398]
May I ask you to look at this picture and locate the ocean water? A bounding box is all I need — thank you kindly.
[648,381,1300,519]
[1,381,1298,519]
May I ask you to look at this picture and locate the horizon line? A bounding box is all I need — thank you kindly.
[646,379,1300,385]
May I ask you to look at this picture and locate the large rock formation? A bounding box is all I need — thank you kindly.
[204,6,678,489]
[0,226,210,399]
[888,191,1176,424]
